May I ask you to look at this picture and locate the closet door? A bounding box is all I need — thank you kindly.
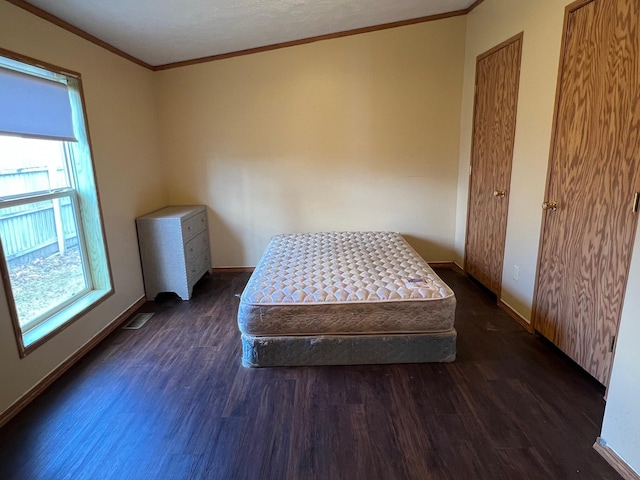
[465,34,522,294]
[532,0,640,385]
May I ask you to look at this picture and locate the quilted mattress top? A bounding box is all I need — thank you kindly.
[240,231,454,306]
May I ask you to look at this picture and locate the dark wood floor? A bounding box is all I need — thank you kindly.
[0,269,620,480]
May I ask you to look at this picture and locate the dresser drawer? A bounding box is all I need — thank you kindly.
[182,210,207,242]
[187,250,211,284]
[185,229,209,263]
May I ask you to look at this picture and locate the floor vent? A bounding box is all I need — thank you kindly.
[122,313,154,330]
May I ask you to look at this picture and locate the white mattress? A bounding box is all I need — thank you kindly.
[238,231,456,336]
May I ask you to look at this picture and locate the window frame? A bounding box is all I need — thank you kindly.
[0,47,114,357]
[0,189,93,332]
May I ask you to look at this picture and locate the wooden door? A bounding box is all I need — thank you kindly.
[532,0,640,385]
[465,34,523,295]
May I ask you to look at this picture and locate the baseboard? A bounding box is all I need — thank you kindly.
[0,296,146,429]
[428,261,465,275]
[429,264,533,334]
[451,262,465,274]
[212,267,254,273]
[497,299,534,333]
[594,438,640,480]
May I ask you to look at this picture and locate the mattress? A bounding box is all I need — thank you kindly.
[238,231,456,337]
[237,231,457,367]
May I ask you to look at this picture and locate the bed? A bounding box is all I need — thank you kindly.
[237,231,456,367]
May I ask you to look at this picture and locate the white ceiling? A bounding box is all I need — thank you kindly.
[23,0,476,67]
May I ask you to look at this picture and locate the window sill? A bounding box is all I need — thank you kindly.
[21,288,114,353]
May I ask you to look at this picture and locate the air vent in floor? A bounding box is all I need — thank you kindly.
[122,312,154,330]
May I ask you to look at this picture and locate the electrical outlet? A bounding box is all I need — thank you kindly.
[513,265,519,281]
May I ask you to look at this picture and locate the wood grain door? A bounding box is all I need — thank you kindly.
[465,34,523,295]
[532,0,640,385]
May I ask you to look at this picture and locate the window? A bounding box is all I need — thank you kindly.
[0,50,112,356]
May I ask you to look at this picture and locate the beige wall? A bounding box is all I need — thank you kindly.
[0,2,167,415]
[601,220,640,474]
[156,17,467,267]
[455,0,568,318]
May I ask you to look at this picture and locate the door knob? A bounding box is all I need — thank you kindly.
[542,201,558,211]
[493,190,506,198]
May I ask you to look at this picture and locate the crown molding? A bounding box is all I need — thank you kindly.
[8,0,484,71]
[153,7,470,71]
[6,0,154,70]
[467,0,486,13]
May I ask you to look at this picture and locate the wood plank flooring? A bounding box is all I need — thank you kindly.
[0,269,620,479]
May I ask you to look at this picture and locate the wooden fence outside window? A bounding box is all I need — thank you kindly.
[0,168,78,267]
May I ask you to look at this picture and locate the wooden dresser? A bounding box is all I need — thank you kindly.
[136,205,211,300]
